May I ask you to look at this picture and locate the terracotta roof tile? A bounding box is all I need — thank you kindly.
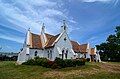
[30,33,60,49]
[45,34,60,48]
[79,44,88,53]
[71,41,80,53]
[30,32,89,54]
[45,33,54,39]
[31,33,42,49]
[90,48,96,55]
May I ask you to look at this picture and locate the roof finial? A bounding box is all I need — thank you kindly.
[42,23,45,30]
[63,20,66,26]
[63,20,67,30]
[42,23,44,26]
[28,28,30,31]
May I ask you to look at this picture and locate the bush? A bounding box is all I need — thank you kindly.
[47,60,54,68]
[74,58,85,66]
[22,57,86,69]
[51,63,59,69]
[22,59,35,65]
[64,59,74,67]
[54,57,65,68]
[86,58,90,62]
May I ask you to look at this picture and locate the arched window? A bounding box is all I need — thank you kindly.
[34,51,38,56]
[65,50,68,59]
[48,50,52,59]
[50,50,52,59]
[62,50,64,59]
[47,51,49,58]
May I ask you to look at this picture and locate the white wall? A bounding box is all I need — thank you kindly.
[77,53,84,58]
[53,32,75,60]
[86,44,90,58]
[17,47,29,64]
[29,49,43,59]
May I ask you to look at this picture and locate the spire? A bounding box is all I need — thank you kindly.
[41,23,47,48]
[25,28,31,47]
[61,20,67,33]
[28,28,30,31]
[41,23,45,33]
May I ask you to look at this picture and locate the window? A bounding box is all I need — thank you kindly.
[47,51,49,58]
[34,51,38,56]
[48,50,52,59]
[64,37,67,41]
[50,50,52,59]
[62,50,64,59]
[65,50,68,59]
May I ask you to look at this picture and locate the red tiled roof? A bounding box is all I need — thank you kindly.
[90,48,96,55]
[30,32,88,54]
[45,34,60,48]
[45,33,54,40]
[79,44,88,53]
[30,33,59,49]
[71,41,80,53]
[31,33,42,49]
[71,41,88,54]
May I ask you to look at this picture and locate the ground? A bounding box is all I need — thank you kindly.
[0,61,120,79]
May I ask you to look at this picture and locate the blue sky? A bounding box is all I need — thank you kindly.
[0,0,120,52]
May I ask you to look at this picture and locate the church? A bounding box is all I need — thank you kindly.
[17,21,101,64]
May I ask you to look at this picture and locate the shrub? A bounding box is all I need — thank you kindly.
[22,57,86,69]
[39,58,48,67]
[51,63,59,69]
[54,57,65,68]
[86,58,90,62]
[46,60,54,68]
[22,59,35,65]
[73,58,85,66]
[64,59,74,67]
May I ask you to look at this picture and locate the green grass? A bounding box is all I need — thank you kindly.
[0,61,120,79]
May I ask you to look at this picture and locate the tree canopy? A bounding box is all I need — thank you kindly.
[96,26,120,62]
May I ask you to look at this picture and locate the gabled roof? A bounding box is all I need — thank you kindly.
[79,44,88,53]
[30,33,59,49]
[90,48,96,55]
[31,33,42,49]
[45,34,60,48]
[70,41,88,54]
[29,32,90,54]
[71,41,80,53]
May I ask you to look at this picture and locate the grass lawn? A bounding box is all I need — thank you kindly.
[0,61,120,79]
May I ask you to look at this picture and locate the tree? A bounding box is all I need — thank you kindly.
[96,26,120,62]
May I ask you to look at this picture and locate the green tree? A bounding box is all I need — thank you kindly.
[96,26,120,62]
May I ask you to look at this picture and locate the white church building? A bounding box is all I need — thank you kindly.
[17,21,101,64]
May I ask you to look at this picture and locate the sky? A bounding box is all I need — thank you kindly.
[0,0,120,52]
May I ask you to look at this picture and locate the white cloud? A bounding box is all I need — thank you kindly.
[26,0,56,7]
[0,33,24,43]
[0,0,77,43]
[81,0,111,2]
